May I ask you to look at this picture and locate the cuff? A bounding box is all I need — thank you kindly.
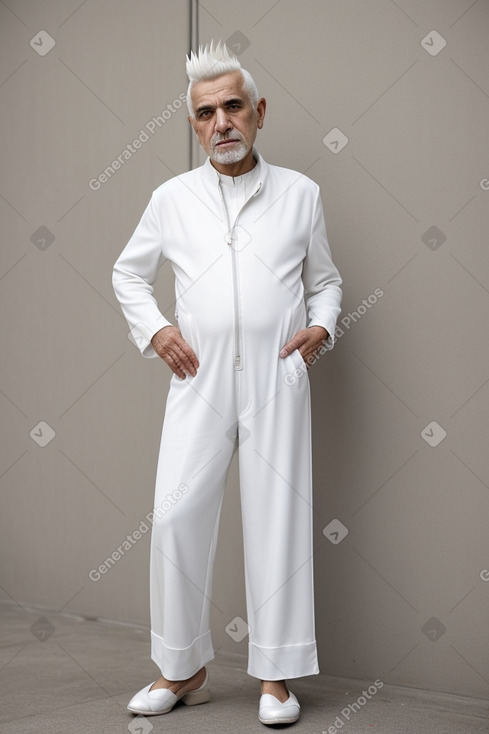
[130,317,173,358]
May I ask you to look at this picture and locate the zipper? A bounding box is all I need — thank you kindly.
[230,241,242,369]
[218,179,262,371]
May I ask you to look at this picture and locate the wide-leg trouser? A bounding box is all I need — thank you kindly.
[149,322,319,681]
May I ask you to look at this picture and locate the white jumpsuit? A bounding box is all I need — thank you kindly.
[112,149,342,682]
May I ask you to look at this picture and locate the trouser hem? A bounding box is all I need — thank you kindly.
[247,640,319,680]
[151,629,215,680]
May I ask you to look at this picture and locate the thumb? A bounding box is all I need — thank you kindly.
[280,337,298,358]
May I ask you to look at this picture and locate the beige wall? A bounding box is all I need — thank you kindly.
[1,0,488,700]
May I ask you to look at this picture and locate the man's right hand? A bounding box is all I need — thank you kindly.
[151,326,199,379]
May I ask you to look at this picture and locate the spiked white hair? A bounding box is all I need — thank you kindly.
[186,40,259,117]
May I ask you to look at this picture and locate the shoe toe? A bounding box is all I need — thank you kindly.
[127,682,178,715]
[259,691,300,725]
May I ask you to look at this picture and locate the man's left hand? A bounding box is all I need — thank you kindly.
[279,326,329,368]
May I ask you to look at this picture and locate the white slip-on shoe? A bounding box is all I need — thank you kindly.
[127,669,210,716]
[258,690,300,725]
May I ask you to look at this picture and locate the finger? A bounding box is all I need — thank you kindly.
[165,352,189,379]
[155,332,199,375]
[175,338,200,370]
[172,344,199,377]
[301,340,325,367]
[279,334,308,358]
[172,338,199,369]
[166,331,199,365]
[164,354,186,379]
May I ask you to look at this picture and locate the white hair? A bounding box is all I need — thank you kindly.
[186,40,258,117]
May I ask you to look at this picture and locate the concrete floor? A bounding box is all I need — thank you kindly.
[0,602,488,733]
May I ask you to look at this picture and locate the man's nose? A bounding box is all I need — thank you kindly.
[215,108,232,133]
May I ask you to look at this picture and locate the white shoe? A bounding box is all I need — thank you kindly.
[127,669,210,716]
[259,690,300,725]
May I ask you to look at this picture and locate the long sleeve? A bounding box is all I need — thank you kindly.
[302,188,342,349]
[112,193,172,358]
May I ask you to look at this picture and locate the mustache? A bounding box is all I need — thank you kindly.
[211,131,245,147]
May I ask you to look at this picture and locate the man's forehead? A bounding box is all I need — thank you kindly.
[191,71,248,107]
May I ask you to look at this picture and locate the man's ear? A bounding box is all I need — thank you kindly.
[256,97,266,129]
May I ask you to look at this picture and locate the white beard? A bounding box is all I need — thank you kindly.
[210,137,251,165]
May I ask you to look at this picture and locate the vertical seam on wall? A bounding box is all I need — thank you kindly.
[188,0,199,171]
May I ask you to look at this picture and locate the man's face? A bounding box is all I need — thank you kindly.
[188,71,266,172]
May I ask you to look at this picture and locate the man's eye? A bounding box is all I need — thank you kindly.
[199,111,211,119]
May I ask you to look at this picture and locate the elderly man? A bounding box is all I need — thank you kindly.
[112,41,342,726]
